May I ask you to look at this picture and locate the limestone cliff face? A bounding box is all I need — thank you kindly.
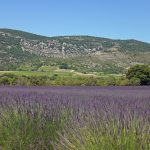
[0,29,124,58]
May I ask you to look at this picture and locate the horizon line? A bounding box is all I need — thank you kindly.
[0,27,150,44]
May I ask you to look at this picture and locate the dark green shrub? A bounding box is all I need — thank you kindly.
[0,76,11,85]
[126,64,150,85]
[129,77,141,86]
[59,63,69,69]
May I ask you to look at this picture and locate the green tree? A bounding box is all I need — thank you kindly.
[126,64,150,85]
[59,63,69,69]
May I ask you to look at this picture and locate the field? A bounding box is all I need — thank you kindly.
[0,70,125,86]
[0,86,149,150]
[0,70,74,77]
[0,70,121,77]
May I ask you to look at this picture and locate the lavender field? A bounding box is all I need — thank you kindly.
[0,86,149,150]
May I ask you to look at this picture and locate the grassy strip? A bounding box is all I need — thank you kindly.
[0,108,67,150]
[55,118,150,150]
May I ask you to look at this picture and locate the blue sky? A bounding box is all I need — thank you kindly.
[0,0,150,42]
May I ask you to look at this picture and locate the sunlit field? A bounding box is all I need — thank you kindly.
[0,86,149,150]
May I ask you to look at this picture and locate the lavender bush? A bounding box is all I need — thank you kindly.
[0,86,149,150]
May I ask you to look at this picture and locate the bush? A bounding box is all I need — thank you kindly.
[104,76,116,86]
[118,79,130,86]
[0,76,11,85]
[59,63,69,69]
[129,77,141,86]
[126,64,150,85]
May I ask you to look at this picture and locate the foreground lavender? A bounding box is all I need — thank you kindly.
[0,86,149,150]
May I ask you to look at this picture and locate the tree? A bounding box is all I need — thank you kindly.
[126,64,150,85]
[59,63,69,69]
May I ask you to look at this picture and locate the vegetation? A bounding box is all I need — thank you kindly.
[0,72,113,86]
[1,28,150,73]
[0,64,150,86]
[59,63,70,69]
[0,29,150,150]
[126,64,150,85]
[0,70,123,86]
[0,87,149,150]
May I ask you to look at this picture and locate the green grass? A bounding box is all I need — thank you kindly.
[56,119,150,150]
[0,70,122,78]
[0,70,74,77]
[0,70,127,86]
[0,109,149,150]
[0,108,66,150]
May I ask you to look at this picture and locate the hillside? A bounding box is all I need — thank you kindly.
[0,28,150,73]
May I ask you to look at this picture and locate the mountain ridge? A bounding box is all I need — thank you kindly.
[1,28,150,43]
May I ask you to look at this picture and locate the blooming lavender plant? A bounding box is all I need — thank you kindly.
[0,86,149,150]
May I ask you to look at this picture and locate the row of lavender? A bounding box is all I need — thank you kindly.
[0,86,149,150]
